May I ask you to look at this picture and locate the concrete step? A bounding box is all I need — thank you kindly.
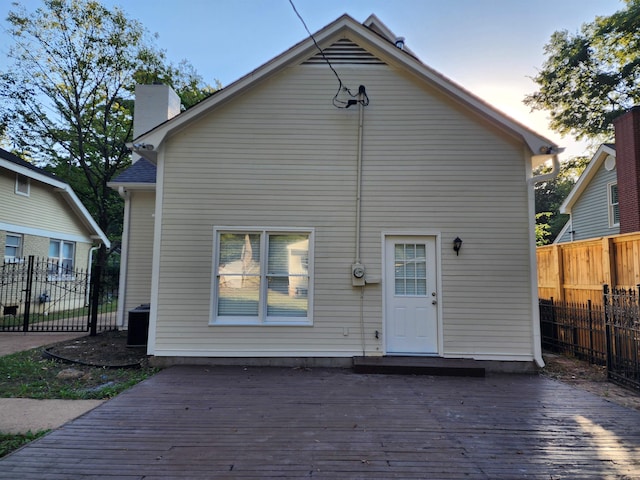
[352,356,486,377]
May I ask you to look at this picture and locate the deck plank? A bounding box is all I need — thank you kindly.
[1,366,640,478]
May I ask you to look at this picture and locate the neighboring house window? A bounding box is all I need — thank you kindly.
[15,174,30,196]
[609,183,620,227]
[4,234,22,262]
[48,239,75,277]
[213,228,312,325]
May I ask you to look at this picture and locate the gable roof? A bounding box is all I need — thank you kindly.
[0,148,111,248]
[559,144,617,214]
[131,14,557,165]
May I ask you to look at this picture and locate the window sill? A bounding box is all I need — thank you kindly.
[210,319,313,327]
[3,257,24,264]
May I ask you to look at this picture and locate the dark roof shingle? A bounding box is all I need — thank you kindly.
[0,148,59,180]
[111,158,157,184]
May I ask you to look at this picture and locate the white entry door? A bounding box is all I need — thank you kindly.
[385,236,438,354]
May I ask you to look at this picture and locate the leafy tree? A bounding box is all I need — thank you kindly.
[0,0,218,263]
[525,0,640,141]
[535,213,552,246]
[535,157,589,245]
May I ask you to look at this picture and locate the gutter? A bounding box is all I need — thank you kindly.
[115,186,132,328]
[527,147,564,186]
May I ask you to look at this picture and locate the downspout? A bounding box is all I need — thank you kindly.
[527,148,562,186]
[116,186,131,328]
[527,147,564,368]
[354,89,365,266]
[355,86,366,356]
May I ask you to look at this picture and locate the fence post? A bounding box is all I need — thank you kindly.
[603,284,612,376]
[587,299,594,362]
[549,297,557,344]
[552,245,565,302]
[89,265,101,337]
[602,237,616,288]
[22,255,35,332]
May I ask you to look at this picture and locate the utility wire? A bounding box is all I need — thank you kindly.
[287,0,368,108]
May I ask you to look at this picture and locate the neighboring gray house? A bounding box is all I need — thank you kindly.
[112,14,560,370]
[555,144,618,243]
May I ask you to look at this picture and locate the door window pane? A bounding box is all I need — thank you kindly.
[394,243,427,297]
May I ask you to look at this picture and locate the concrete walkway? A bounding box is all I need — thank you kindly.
[0,331,86,357]
[0,398,104,434]
[0,332,102,434]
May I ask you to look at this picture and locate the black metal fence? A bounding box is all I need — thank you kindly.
[0,256,118,333]
[540,298,607,364]
[540,285,640,392]
[604,285,640,391]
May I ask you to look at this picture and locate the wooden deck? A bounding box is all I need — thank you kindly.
[2,366,640,479]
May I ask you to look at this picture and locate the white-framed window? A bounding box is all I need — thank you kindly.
[4,233,22,263]
[48,239,75,278]
[15,174,30,196]
[608,182,619,227]
[212,228,313,325]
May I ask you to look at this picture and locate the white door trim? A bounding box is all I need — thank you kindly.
[381,231,443,356]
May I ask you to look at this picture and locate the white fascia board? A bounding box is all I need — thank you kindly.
[348,31,556,154]
[0,221,93,244]
[559,144,616,214]
[133,14,555,158]
[107,182,156,191]
[0,158,110,248]
[0,158,68,190]
[131,22,335,152]
[53,186,111,249]
[362,14,417,57]
[553,218,573,244]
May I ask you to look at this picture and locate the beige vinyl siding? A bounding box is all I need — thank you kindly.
[0,169,91,238]
[153,61,533,360]
[121,191,155,317]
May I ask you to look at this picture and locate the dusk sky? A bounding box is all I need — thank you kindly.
[1,0,625,158]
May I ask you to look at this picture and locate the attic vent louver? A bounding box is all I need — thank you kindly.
[303,38,386,65]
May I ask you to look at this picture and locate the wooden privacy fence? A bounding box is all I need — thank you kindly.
[537,231,640,305]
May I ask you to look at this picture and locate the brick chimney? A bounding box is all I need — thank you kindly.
[132,84,181,163]
[614,106,640,234]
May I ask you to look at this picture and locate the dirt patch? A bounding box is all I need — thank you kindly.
[45,330,148,368]
[542,353,640,411]
[42,335,640,410]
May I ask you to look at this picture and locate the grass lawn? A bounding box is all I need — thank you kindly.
[0,431,49,458]
[0,337,157,458]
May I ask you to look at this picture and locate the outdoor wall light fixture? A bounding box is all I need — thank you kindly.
[453,237,463,256]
